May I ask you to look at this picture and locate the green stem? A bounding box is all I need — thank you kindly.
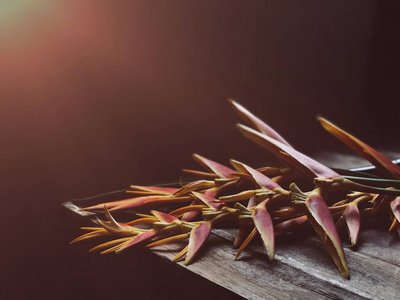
[343,176,400,187]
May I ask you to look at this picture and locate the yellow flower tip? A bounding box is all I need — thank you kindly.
[69,234,90,244]
[389,218,398,231]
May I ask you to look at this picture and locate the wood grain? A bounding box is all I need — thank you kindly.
[150,228,400,300]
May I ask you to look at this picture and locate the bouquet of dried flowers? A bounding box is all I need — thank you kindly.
[71,100,400,279]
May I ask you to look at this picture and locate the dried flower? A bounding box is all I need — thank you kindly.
[70,100,400,279]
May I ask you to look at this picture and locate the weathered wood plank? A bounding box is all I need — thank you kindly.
[152,233,367,300]
[149,227,400,299]
[212,228,400,300]
[355,229,400,267]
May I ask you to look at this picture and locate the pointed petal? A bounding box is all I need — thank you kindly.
[181,210,201,222]
[169,204,206,218]
[83,195,170,211]
[136,213,153,218]
[181,187,220,221]
[229,99,291,146]
[203,186,219,198]
[102,208,138,234]
[234,218,254,248]
[257,166,285,177]
[174,180,215,197]
[390,197,400,223]
[103,205,121,228]
[100,241,130,254]
[303,188,349,278]
[126,217,157,226]
[70,229,110,244]
[218,190,256,203]
[116,230,157,253]
[173,245,188,262]
[93,218,138,236]
[191,191,224,210]
[319,118,400,179]
[146,233,190,248]
[252,200,275,260]
[237,124,340,179]
[389,218,398,232]
[389,219,400,237]
[185,221,212,265]
[80,227,104,231]
[143,196,192,205]
[370,194,387,211]
[192,154,235,178]
[270,206,302,219]
[182,169,219,178]
[214,177,237,186]
[130,185,178,195]
[151,210,179,223]
[107,196,191,211]
[235,227,258,260]
[343,202,361,246]
[247,196,257,208]
[89,237,132,252]
[230,159,281,190]
[93,218,122,235]
[274,215,308,236]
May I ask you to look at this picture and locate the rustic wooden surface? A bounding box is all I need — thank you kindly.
[151,226,400,300]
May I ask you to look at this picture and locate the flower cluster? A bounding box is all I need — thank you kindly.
[71,100,400,279]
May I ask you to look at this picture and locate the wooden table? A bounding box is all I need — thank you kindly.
[150,225,400,299]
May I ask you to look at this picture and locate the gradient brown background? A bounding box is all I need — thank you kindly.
[2,1,399,299]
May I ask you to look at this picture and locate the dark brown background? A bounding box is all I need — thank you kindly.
[1,1,399,299]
